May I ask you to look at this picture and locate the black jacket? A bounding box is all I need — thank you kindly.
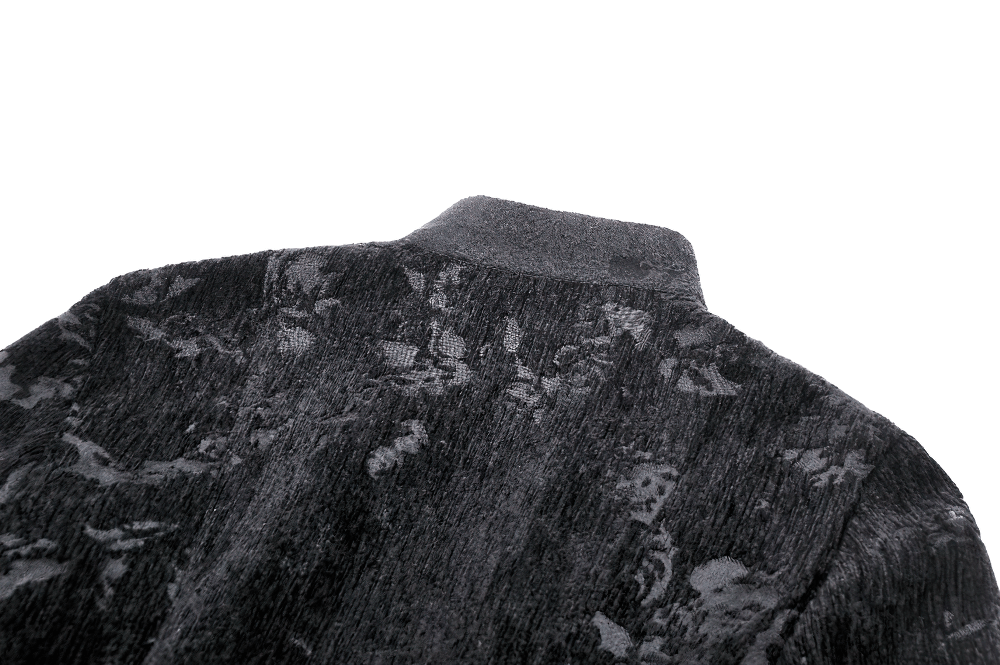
[1,196,997,664]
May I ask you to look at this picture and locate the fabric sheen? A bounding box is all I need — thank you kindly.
[0,196,997,664]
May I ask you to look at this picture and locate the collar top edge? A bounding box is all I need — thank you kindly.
[401,196,705,305]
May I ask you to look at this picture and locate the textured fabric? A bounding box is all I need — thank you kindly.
[1,196,998,664]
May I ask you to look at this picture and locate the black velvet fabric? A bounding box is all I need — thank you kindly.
[1,197,997,664]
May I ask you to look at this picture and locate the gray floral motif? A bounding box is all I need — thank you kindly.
[428,264,462,310]
[366,420,428,478]
[127,317,244,361]
[379,264,471,395]
[635,526,678,607]
[508,301,656,415]
[591,611,632,658]
[0,559,67,601]
[616,463,679,526]
[380,322,471,396]
[277,326,315,355]
[660,357,740,396]
[602,302,652,348]
[62,433,217,487]
[780,447,874,487]
[123,272,201,305]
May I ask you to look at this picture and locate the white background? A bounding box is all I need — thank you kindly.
[2,4,997,578]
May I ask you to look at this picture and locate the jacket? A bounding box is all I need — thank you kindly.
[1,196,998,664]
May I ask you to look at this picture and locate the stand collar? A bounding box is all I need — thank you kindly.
[402,196,705,305]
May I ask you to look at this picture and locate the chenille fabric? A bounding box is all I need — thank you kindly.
[1,196,997,664]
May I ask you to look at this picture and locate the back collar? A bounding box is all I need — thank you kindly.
[401,196,705,305]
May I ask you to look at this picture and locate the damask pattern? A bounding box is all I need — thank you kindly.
[0,198,997,664]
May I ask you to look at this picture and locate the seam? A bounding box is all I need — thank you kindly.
[778,427,890,655]
[395,240,708,308]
